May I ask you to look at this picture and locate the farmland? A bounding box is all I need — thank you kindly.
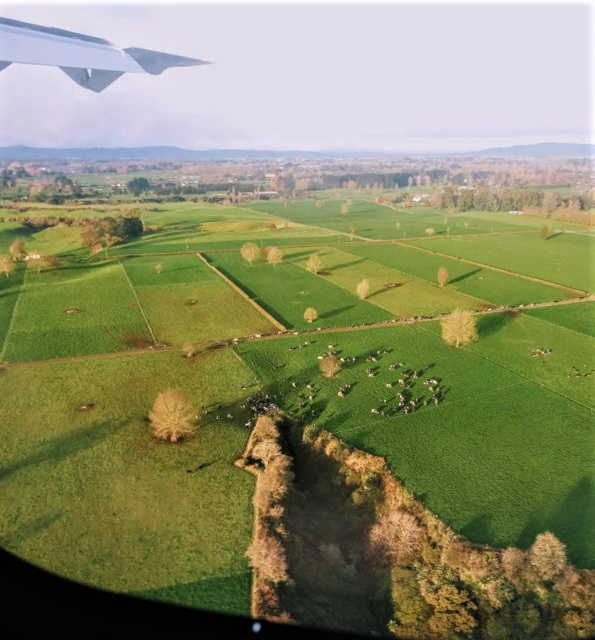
[235,323,594,568]
[407,231,594,293]
[0,348,258,615]
[0,185,593,632]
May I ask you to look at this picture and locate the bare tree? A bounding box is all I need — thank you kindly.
[529,532,567,582]
[341,203,349,215]
[303,307,318,323]
[305,253,323,275]
[316,199,322,208]
[9,239,27,260]
[266,246,283,267]
[349,226,356,241]
[541,224,549,241]
[148,388,196,442]
[0,255,15,278]
[240,242,261,265]
[370,509,423,564]
[155,263,163,275]
[438,266,448,287]
[425,227,435,236]
[441,309,478,348]
[356,278,370,300]
[246,532,289,584]
[320,355,341,378]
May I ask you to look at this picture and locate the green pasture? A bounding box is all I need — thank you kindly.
[0,221,83,256]
[340,242,572,306]
[120,254,276,345]
[203,250,393,330]
[235,324,594,568]
[1,261,151,362]
[287,246,481,317]
[522,300,595,338]
[0,348,257,615]
[407,232,595,293]
[0,262,25,355]
[244,201,578,240]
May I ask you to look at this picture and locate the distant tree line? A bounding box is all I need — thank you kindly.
[322,172,418,189]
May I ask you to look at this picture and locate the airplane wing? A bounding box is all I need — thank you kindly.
[0,16,211,92]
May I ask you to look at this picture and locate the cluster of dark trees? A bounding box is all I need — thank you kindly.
[322,172,418,189]
[432,185,593,213]
[1,167,30,188]
[127,176,258,197]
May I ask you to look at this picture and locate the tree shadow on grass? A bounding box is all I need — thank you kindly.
[326,258,365,272]
[516,476,594,568]
[0,512,64,547]
[461,513,495,543]
[319,305,354,320]
[476,312,517,338]
[448,268,483,285]
[0,420,126,482]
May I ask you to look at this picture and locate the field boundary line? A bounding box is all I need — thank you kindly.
[416,324,594,413]
[397,241,587,296]
[522,309,595,341]
[117,260,158,345]
[0,265,26,361]
[196,252,286,331]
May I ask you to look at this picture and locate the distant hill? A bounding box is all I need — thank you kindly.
[0,142,592,162]
[468,142,594,158]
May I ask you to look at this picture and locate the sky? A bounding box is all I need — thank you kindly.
[0,2,592,152]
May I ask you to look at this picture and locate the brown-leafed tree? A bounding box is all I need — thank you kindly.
[148,388,196,442]
[370,509,423,565]
[266,246,283,267]
[341,203,350,215]
[356,278,370,300]
[0,255,15,278]
[240,242,261,265]
[320,354,341,378]
[349,226,356,241]
[425,227,435,236]
[9,238,27,260]
[541,224,549,241]
[529,532,567,582]
[303,307,318,323]
[438,266,448,287]
[316,199,322,208]
[155,263,163,275]
[305,253,323,275]
[441,309,478,348]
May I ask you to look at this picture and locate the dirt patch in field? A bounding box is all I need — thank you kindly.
[126,334,154,349]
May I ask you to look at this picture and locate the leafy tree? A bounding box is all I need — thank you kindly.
[127,177,151,196]
[266,246,283,267]
[437,266,448,287]
[305,253,323,275]
[303,307,318,323]
[320,355,341,378]
[9,239,27,260]
[0,255,15,278]
[529,532,566,582]
[356,278,370,300]
[118,214,144,239]
[441,309,478,348]
[240,242,261,265]
[149,388,196,442]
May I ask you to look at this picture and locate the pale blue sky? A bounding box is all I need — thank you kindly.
[0,3,592,151]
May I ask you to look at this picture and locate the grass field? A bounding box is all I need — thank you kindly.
[287,246,482,317]
[0,221,83,256]
[204,250,393,330]
[407,232,595,293]
[244,201,586,240]
[340,242,572,306]
[0,348,258,615]
[120,254,277,345]
[1,261,152,362]
[522,301,595,338]
[235,324,594,568]
[0,262,25,355]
